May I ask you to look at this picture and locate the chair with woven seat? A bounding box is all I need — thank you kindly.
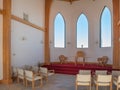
[75,74,91,90]
[95,70,107,75]
[75,51,85,65]
[24,70,43,89]
[40,67,55,82]
[112,70,120,76]
[79,70,91,75]
[113,75,120,90]
[59,55,67,64]
[94,74,112,90]
[11,66,18,82]
[17,68,25,85]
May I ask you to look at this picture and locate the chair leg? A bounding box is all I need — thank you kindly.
[90,84,91,90]
[32,81,35,89]
[17,77,19,83]
[117,86,118,90]
[110,84,112,90]
[96,85,98,90]
[23,79,25,85]
[40,79,42,87]
[75,84,77,90]
[25,80,27,87]
[46,76,48,82]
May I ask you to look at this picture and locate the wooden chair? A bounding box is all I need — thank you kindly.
[11,66,18,82]
[40,67,55,82]
[79,70,91,75]
[75,51,85,65]
[32,66,39,73]
[97,56,108,66]
[59,55,67,64]
[75,74,91,90]
[94,75,112,90]
[17,68,25,85]
[95,70,107,75]
[112,70,120,76]
[113,75,120,90]
[24,70,43,89]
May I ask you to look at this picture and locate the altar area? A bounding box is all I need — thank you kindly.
[43,62,112,75]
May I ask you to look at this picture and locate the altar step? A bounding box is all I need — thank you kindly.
[44,63,112,75]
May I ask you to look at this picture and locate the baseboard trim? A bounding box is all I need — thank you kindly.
[0,79,13,84]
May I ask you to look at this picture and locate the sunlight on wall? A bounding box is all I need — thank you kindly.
[0,15,3,80]
[0,0,3,80]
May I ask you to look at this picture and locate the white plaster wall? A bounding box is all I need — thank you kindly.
[50,0,113,64]
[0,0,3,9]
[0,15,3,80]
[11,0,45,67]
[11,0,45,28]
[0,0,3,80]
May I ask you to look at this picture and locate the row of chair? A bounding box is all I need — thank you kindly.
[75,70,120,90]
[12,66,55,89]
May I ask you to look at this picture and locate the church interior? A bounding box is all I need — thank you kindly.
[0,0,120,90]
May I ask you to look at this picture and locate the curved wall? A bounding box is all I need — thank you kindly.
[49,0,113,64]
[0,0,3,80]
[11,0,45,67]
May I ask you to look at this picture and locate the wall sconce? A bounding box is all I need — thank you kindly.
[49,41,52,44]
[95,41,99,44]
[22,37,26,40]
[40,40,43,44]
[13,53,16,56]
[67,42,71,45]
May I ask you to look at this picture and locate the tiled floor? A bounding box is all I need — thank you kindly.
[0,74,116,90]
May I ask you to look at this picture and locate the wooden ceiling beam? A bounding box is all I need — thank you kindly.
[11,15,45,31]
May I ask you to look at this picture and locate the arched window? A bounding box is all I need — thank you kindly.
[100,7,111,47]
[77,14,88,48]
[54,13,65,48]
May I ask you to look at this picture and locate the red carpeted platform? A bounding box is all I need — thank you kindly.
[43,63,112,75]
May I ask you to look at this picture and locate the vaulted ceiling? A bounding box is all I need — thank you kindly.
[58,0,95,4]
[60,0,79,4]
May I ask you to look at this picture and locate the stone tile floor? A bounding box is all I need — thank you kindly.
[0,74,116,90]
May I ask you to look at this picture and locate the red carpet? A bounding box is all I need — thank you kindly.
[44,63,112,75]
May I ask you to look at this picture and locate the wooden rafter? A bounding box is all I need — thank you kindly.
[59,0,95,4]
[11,15,45,31]
[59,0,79,4]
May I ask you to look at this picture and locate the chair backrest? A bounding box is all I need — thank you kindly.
[12,66,17,76]
[79,70,91,75]
[76,51,85,57]
[25,70,33,78]
[23,65,32,70]
[97,75,112,83]
[118,76,120,83]
[59,55,67,61]
[75,51,85,61]
[32,66,39,73]
[40,67,47,74]
[76,74,91,82]
[95,70,107,75]
[102,56,108,63]
[17,68,24,76]
[112,70,120,76]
